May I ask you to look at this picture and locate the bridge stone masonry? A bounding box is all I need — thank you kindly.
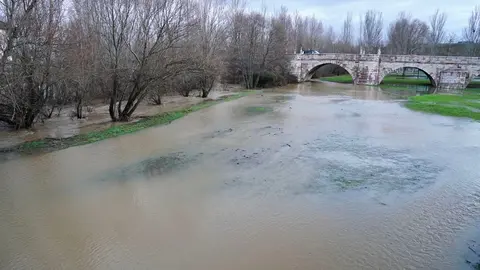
[290,52,480,90]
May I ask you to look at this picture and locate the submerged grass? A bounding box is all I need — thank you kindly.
[245,106,274,115]
[405,90,480,120]
[320,75,354,83]
[99,152,195,182]
[333,177,366,190]
[4,92,252,156]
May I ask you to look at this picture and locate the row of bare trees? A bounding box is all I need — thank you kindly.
[0,0,63,129]
[294,7,479,57]
[0,0,303,128]
[0,1,479,129]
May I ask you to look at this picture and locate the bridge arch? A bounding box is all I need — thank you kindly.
[304,61,356,82]
[379,65,437,87]
[466,71,480,88]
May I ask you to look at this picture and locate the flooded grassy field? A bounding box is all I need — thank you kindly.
[1,82,480,269]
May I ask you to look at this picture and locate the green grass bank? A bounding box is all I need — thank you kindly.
[405,90,480,120]
[319,74,480,89]
[1,92,252,157]
[319,74,432,86]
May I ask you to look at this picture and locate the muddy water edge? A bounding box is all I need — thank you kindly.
[1,82,480,269]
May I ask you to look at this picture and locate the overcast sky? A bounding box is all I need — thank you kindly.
[247,0,478,40]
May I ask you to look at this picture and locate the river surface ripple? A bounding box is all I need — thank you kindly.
[1,83,480,269]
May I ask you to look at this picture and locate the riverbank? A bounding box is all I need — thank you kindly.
[406,90,480,120]
[0,92,252,159]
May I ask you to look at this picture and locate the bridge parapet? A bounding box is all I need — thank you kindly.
[379,55,480,65]
[294,53,379,62]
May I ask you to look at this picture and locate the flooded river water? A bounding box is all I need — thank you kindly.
[1,82,480,269]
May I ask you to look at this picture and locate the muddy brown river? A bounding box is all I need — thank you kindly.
[1,82,480,269]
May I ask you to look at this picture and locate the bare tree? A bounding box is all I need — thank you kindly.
[0,0,40,72]
[91,0,133,121]
[92,0,195,121]
[339,13,354,53]
[192,0,227,98]
[0,0,64,128]
[277,7,295,55]
[265,9,291,82]
[61,0,100,119]
[387,12,429,55]
[236,12,268,89]
[292,12,303,53]
[306,15,323,51]
[360,10,383,53]
[225,7,292,89]
[291,14,323,52]
[463,5,480,56]
[429,9,447,54]
[323,25,336,53]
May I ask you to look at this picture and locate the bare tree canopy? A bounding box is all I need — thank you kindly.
[463,5,480,55]
[0,0,63,128]
[291,14,323,52]
[339,13,354,53]
[429,9,447,49]
[323,25,336,53]
[91,0,196,121]
[360,10,383,53]
[387,12,429,55]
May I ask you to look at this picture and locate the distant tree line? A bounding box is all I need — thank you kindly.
[0,0,478,129]
[295,7,480,56]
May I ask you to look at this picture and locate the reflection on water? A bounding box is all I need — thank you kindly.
[1,83,480,269]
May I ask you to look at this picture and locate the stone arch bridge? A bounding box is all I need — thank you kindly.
[290,53,480,90]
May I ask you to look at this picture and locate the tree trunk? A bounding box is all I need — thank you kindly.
[109,96,117,121]
[201,76,215,98]
[119,87,148,122]
[109,74,119,122]
[56,106,63,117]
[19,108,37,129]
[118,112,130,122]
[253,73,260,89]
[76,99,83,119]
[46,105,55,118]
[21,76,41,129]
[151,94,162,105]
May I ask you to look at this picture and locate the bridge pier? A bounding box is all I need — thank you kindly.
[290,53,480,91]
[437,69,471,90]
